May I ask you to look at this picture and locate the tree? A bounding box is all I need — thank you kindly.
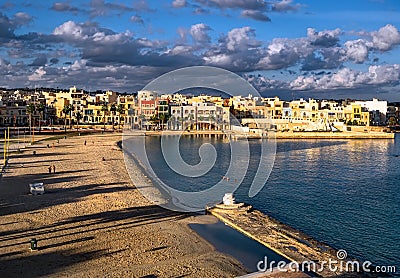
[101,103,108,131]
[62,104,73,132]
[210,115,215,130]
[75,111,82,131]
[159,114,167,130]
[388,116,397,126]
[187,113,194,130]
[36,103,45,132]
[110,103,117,130]
[139,114,146,130]
[26,103,35,134]
[198,115,204,130]
[116,104,125,130]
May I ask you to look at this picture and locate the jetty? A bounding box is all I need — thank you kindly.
[207,194,366,277]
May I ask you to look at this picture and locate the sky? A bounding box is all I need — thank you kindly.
[1,0,400,100]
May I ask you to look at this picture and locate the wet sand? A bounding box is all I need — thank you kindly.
[0,133,246,277]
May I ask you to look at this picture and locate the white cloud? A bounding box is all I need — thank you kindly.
[28,67,47,81]
[225,26,259,51]
[172,0,187,8]
[344,39,370,63]
[307,28,341,47]
[370,24,400,51]
[290,64,400,90]
[271,0,302,12]
[130,15,144,24]
[190,23,212,43]
[53,21,87,40]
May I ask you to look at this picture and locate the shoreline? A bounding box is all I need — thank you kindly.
[131,129,395,139]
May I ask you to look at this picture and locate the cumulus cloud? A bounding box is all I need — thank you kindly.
[290,64,400,90]
[342,24,400,63]
[190,23,212,43]
[370,24,400,51]
[257,37,311,70]
[53,21,90,40]
[203,27,262,70]
[28,67,47,81]
[0,12,33,39]
[224,26,260,51]
[307,28,341,47]
[344,39,370,63]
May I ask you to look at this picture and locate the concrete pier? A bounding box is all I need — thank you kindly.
[207,206,366,277]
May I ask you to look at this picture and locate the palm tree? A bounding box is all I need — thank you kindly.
[62,104,72,132]
[101,103,108,131]
[26,103,35,136]
[159,114,167,130]
[116,104,125,130]
[75,111,82,131]
[139,114,146,130]
[110,103,117,130]
[36,103,45,132]
[198,115,204,130]
[210,115,215,130]
[188,113,194,130]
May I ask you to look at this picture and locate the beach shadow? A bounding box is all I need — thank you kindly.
[13,152,69,159]
[6,158,72,166]
[0,205,189,245]
[39,236,95,251]
[0,205,191,277]
[0,249,106,278]
[0,178,132,218]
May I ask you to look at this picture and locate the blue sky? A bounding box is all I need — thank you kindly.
[1,0,400,100]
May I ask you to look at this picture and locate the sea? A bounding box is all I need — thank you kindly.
[129,133,400,274]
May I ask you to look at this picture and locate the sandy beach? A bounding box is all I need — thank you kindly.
[0,133,246,277]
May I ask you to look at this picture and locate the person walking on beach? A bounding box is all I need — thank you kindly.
[52,165,56,173]
[84,140,86,146]
[48,166,52,174]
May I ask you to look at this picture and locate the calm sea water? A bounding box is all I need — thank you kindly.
[141,134,400,273]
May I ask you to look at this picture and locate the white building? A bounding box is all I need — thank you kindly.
[354,98,387,125]
[169,102,224,130]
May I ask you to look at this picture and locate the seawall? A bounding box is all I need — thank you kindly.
[272,131,395,139]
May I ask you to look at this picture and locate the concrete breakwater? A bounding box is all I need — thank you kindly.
[207,205,366,277]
